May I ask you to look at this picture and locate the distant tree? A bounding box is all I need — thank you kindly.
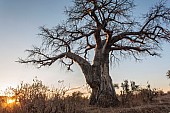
[18,0,170,107]
[166,70,170,79]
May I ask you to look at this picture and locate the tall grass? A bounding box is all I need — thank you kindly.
[0,79,167,113]
[0,78,89,113]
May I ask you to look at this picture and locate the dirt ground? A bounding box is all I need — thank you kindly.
[78,93,170,113]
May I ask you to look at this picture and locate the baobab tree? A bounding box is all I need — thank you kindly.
[18,0,170,107]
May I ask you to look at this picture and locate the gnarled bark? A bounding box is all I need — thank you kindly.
[89,65,119,107]
[88,49,119,107]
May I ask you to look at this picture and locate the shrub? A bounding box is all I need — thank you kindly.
[119,80,159,107]
[0,78,89,113]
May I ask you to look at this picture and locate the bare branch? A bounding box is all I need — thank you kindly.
[19,0,170,72]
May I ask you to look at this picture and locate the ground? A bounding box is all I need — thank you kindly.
[77,93,170,113]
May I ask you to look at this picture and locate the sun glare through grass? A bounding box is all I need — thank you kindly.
[7,98,15,104]
[0,78,169,113]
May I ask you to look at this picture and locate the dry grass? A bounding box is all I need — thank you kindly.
[78,93,170,113]
[0,79,169,113]
[0,79,89,113]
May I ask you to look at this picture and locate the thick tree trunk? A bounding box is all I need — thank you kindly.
[97,68,119,107]
[89,65,119,107]
[89,50,119,107]
[70,49,119,107]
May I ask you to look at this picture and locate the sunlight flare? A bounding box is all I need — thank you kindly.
[7,98,15,104]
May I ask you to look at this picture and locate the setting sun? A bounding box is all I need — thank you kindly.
[7,98,15,104]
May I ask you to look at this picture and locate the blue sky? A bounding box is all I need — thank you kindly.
[0,0,170,92]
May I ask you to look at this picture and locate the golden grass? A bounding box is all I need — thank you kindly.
[0,79,169,113]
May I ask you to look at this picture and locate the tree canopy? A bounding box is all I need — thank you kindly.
[19,0,170,69]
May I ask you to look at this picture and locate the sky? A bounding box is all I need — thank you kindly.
[0,0,170,93]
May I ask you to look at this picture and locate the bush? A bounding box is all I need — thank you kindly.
[0,79,166,112]
[119,80,159,107]
[0,78,89,113]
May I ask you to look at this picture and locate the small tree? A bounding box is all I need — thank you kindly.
[166,70,170,79]
[18,0,170,107]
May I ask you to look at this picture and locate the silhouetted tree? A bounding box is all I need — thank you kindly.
[18,0,170,107]
[166,70,170,79]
